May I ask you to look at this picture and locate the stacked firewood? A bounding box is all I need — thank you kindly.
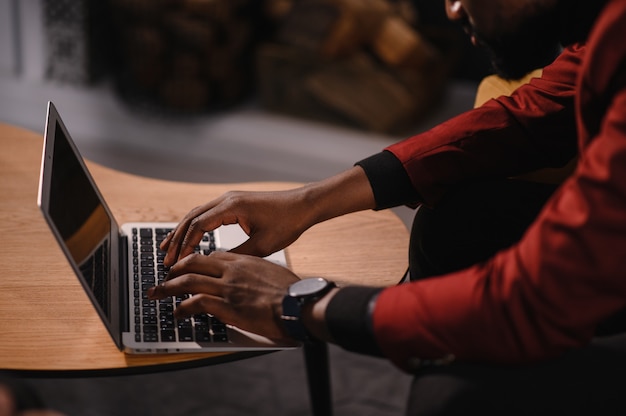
[258,0,458,133]
[109,0,264,112]
[107,0,457,131]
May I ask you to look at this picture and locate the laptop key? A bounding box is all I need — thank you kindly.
[178,328,193,342]
[160,318,175,330]
[143,306,157,316]
[143,325,158,334]
[195,330,211,342]
[161,330,176,342]
[143,316,157,325]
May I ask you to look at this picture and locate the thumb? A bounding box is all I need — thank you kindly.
[228,236,276,258]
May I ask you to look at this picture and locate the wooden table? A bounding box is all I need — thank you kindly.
[0,121,408,410]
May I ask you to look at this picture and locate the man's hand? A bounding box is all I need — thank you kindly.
[160,189,313,267]
[159,166,376,267]
[147,251,300,341]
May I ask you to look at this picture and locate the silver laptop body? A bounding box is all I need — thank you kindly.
[38,101,297,354]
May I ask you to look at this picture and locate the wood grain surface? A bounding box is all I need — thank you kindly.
[0,123,408,373]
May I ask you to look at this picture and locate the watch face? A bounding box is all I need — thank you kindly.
[288,277,329,298]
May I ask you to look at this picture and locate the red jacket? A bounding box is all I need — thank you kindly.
[369,0,626,371]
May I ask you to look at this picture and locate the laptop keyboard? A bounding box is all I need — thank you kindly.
[131,227,229,344]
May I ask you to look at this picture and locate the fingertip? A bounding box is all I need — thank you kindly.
[162,253,172,268]
[160,230,173,247]
[173,308,188,320]
[164,269,175,281]
[178,246,195,263]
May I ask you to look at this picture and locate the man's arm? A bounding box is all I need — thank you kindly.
[362,44,583,209]
[301,44,599,368]
[330,35,626,371]
[162,165,376,264]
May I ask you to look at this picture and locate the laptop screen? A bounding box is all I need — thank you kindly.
[38,102,123,349]
[48,121,112,318]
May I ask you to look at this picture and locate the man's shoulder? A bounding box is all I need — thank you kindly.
[580,0,626,88]
[586,0,626,58]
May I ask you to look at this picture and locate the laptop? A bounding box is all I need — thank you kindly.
[37,101,298,354]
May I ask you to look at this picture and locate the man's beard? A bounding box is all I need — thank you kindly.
[467,8,562,80]
[479,30,562,80]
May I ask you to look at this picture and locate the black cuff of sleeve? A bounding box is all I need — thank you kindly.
[325,286,384,357]
[355,151,420,210]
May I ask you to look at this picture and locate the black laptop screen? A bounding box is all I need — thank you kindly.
[48,122,112,320]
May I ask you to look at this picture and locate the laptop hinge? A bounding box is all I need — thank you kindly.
[119,234,130,333]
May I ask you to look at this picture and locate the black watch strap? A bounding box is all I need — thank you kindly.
[281,278,336,343]
[281,295,309,342]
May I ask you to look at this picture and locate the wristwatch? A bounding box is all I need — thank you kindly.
[281,277,336,342]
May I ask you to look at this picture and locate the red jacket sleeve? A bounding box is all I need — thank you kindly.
[372,3,626,371]
[385,45,583,207]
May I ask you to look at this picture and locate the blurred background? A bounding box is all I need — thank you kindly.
[0,0,492,415]
[0,0,489,190]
